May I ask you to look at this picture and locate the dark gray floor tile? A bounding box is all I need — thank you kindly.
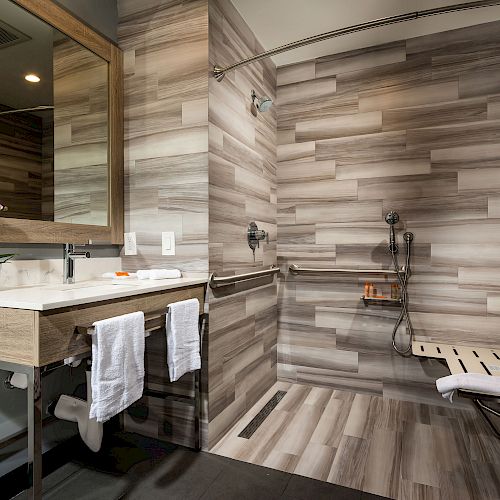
[124,449,224,500]
[360,492,388,500]
[44,468,129,500]
[199,456,291,500]
[282,475,362,500]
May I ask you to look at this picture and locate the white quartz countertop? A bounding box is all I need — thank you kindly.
[0,277,208,311]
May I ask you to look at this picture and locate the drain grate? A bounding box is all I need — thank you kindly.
[238,390,287,439]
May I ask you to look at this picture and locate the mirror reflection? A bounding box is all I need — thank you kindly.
[0,0,108,226]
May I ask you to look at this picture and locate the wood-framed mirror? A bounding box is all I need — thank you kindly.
[0,0,123,244]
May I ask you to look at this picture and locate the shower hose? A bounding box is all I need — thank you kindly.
[391,234,413,355]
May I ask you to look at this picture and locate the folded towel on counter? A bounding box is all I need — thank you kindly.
[89,311,145,423]
[137,269,182,280]
[166,299,200,382]
[436,373,500,402]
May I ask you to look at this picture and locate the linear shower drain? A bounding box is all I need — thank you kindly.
[237,390,287,439]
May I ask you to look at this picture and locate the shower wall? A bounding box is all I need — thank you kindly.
[276,20,500,404]
[207,0,277,447]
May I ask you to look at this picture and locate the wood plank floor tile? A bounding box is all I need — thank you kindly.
[401,422,440,488]
[293,442,336,482]
[326,435,369,490]
[363,428,402,499]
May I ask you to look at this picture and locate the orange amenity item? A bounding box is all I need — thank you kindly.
[115,272,130,276]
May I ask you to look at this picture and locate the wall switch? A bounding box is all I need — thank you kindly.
[162,231,175,256]
[124,232,137,255]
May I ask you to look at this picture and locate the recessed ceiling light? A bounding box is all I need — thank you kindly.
[24,74,40,83]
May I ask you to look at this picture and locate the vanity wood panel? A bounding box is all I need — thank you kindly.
[0,308,36,365]
[0,285,204,367]
[37,285,205,366]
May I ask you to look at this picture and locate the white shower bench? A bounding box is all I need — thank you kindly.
[412,341,500,437]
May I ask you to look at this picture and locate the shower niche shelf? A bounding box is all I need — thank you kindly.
[361,296,401,306]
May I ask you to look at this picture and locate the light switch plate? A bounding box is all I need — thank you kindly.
[124,232,137,255]
[162,231,175,256]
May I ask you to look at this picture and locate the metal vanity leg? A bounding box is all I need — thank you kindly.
[194,369,201,451]
[26,366,42,500]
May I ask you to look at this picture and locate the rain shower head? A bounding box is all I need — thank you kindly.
[385,211,399,225]
[251,90,272,112]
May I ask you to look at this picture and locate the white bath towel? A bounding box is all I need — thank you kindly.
[137,269,182,280]
[89,311,145,423]
[436,373,500,402]
[166,298,200,382]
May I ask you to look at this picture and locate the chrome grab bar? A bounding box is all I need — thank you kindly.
[209,265,279,289]
[289,264,400,276]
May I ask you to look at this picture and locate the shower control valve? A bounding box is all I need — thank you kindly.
[248,222,269,258]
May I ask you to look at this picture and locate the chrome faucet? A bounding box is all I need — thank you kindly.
[63,244,90,284]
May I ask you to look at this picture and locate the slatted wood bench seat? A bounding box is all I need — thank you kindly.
[412,341,500,437]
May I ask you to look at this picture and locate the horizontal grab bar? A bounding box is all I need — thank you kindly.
[289,264,400,276]
[209,265,279,289]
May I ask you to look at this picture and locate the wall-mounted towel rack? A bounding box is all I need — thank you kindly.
[289,264,400,276]
[209,265,279,289]
[76,308,205,451]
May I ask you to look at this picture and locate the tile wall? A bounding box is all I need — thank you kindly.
[276,21,500,405]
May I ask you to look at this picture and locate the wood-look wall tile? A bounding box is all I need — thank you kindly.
[336,157,430,180]
[277,141,315,163]
[431,244,500,267]
[488,195,500,217]
[316,41,406,78]
[431,143,500,171]
[277,92,359,130]
[277,160,335,182]
[382,97,487,132]
[458,267,500,291]
[277,61,316,86]
[278,179,357,202]
[335,54,430,95]
[296,111,382,142]
[276,77,336,106]
[359,81,458,113]
[407,119,500,151]
[316,130,406,161]
[278,344,358,373]
[382,195,487,223]
[295,200,382,224]
[358,173,457,201]
[459,68,500,99]
[316,222,388,245]
[406,20,500,56]
[410,220,500,244]
[488,96,500,119]
[458,167,500,193]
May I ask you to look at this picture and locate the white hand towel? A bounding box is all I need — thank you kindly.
[150,269,181,280]
[89,311,145,423]
[166,298,200,382]
[436,373,500,402]
[137,269,182,280]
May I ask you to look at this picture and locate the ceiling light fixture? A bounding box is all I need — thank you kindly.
[24,74,40,83]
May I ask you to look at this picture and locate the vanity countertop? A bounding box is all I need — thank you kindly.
[0,277,208,311]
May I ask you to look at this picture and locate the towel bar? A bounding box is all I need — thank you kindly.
[289,264,400,276]
[209,265,279,289]
[75,308,206,451]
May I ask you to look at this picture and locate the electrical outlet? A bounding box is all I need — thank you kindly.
[162,232,175,256]
[124,232,137,255]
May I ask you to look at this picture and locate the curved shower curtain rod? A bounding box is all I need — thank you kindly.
[213,0,500,81]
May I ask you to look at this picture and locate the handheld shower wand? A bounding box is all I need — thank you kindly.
[385,212,414,355]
